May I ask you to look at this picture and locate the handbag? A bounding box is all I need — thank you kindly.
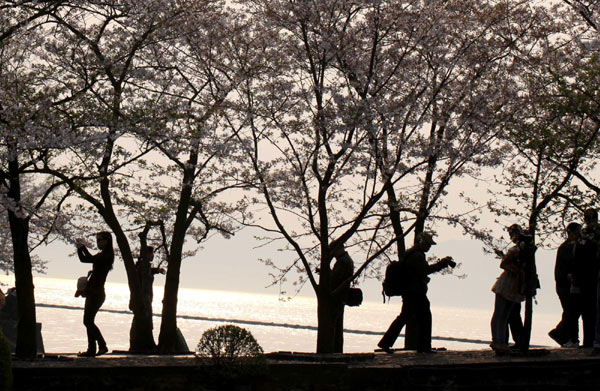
[344,287,363,307]
[74,275,89,298]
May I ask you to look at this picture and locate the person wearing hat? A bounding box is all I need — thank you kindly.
[490,224,527,353]
[377,231,455,354]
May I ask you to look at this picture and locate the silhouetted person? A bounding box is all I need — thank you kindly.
[76,231,114,357]
[590,210,600,354]
[377,232,455,354]
[571,209,600,348]
[330,245,354,352]
[129,246,164,348]
[491,224,526,353]
[131,246,165,316]
[548,223,581,347]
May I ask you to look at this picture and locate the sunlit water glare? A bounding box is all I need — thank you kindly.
[0,276,561,353]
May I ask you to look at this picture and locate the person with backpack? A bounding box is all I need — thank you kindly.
[330,245,355,352]
[377,232,455,354]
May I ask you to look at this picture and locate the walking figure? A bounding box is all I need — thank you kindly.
[548,223,581,347]
[377,232,455,354]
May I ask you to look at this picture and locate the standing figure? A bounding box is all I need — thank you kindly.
[76,231,114,357]
[548,223,581,347]
[490,224,526,353]
[129,246,165,350]
[134,246,165,318]
[572,209,600,348]
[377,232,455,354]
[330,245,354,353]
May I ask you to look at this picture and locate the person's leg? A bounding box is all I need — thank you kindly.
[566,292,582,345]
[549,288,570,345]
[508,302,524,347]
[415,295,432,352]
[95,292,107,353]
[491,294,512,347]
[378,296,416,350]
[582,288,597,347]
[83,295,99,354]
[83,292,106,354]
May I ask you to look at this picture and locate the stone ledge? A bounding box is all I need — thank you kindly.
[11,348,600,390]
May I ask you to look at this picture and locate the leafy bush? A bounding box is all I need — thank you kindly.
[197,324,263,363]
[196,325,266,387]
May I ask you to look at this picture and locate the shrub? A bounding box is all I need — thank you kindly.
[197,324,263,363]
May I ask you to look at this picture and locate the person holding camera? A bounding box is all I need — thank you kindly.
[377,232,456,354]
[76,231,114,357]
[490,224,527,353]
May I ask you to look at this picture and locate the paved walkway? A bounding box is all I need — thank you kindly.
[12,347,600,369]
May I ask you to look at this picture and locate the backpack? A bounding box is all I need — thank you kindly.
[382,249,415,302]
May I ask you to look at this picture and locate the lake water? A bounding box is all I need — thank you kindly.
[1,276,562,353]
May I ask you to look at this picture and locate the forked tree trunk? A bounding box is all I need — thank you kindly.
[157,147,197,354]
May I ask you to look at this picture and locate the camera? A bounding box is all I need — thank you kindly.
[442,256,456,268]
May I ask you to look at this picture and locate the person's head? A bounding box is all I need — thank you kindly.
[415,232,436,252]
[96,231,113,253]
[332,244,346,258]
[584,209,598,226]
[566,222,581,241]
[506,224,522,243]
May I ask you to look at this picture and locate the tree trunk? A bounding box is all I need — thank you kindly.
[157,258,182,353]
[316,295,338,353]
[129,311,155,353]
[156,216,187,353]
[7,158,37,359]
[157,147,197,353]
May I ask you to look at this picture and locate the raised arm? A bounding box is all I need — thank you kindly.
[77,246,94,264]
[425,257,454,275]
